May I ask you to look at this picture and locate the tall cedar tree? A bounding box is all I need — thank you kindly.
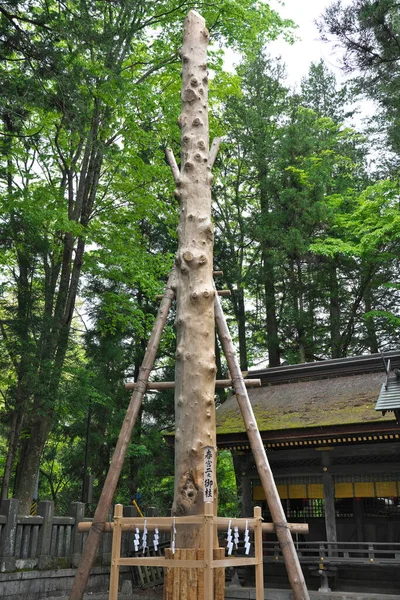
[0,1,292,512]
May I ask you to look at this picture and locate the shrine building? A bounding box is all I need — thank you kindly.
[216,351,400,592]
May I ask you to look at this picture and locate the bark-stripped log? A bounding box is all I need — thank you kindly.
[172,10,217,548]
[214,293,310,600]
[68,272,176,600]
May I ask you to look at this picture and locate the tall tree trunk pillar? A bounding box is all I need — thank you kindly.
[173,7,217,538]
[167,10,224,599]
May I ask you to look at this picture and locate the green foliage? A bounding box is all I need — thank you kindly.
[217,450,240,517]
[1,0,399,518]
[319,0,400,160]
[0,0,293,507]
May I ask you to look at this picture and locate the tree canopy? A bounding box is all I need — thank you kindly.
[0,0,399,515]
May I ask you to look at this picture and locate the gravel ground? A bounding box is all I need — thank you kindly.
[41,588,163,600]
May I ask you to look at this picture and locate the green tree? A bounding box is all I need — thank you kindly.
[214,51,289,367]
[0,0,293,513]
[319,0,400,159]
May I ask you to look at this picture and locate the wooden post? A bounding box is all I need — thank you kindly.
[254,506,264,600]
[109,504,123,600]
[321,452,337,546]
[204,502,214,599]
[214,293,310,600]
[69,272,176,600]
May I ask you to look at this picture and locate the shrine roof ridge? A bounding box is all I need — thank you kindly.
[248,350,400,386]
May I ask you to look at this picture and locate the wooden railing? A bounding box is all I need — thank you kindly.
[0,498,112,571]
[264,540,400,566]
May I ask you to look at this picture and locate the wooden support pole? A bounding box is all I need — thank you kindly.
[69,271,176,600]
[214,293,310,600]
[254,506,264,600]
[124,378,261,391]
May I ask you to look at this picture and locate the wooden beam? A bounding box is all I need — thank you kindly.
[155,289,230,300]
[124,378,261,390]
[68,271,176,600]
[214,292,310,600]
[78,520,309,535]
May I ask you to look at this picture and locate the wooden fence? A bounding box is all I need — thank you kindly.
[0,499,147,573]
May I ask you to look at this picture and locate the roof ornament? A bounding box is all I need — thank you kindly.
[376,354,400,424]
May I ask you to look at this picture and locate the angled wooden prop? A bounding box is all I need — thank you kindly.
[214,293,310,600]
[69,272,176,600]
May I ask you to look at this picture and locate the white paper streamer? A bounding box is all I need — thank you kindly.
[244,519,251,555]
[226,519,233,555]
[142,519,148,551]
[234,526,239,550]
[134,526,140,552]
[154,527,159,552]
[171,517,176,554]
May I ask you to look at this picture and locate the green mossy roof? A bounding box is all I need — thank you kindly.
[216,372,394,435]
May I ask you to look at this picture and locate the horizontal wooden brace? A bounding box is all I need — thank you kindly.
[155,289,230,300]
[125,378,261,391]
[78,520,308,535]
[115,556,259,568]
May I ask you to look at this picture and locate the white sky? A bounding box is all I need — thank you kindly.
[267,0,344,87]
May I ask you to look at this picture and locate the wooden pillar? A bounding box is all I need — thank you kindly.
[109,504,123,600]
[321,452,337,544]
[354,498,364,543]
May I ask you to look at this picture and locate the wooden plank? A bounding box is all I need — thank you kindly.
[172,549,181,600]
[197,549,204,600]
[69,270,176,600]
[117,557,203,567]
[186,548,197,600]
[119,515,204,527]
[164,548,174,600]
[214,548,225,600]
[136,563,145,588]
[212,558,258,568]
[180,549,188,600]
